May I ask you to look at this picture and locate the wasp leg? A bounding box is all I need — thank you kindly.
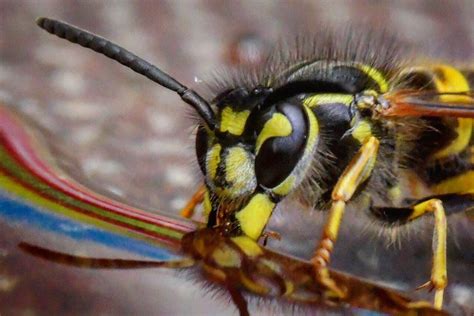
[412,199,447,310]
[226,281,250,316]
[311,136,380,298]
[179,184,206,218]
[370,193,474,310]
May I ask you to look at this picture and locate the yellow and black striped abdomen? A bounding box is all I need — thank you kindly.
[411,65,474,195]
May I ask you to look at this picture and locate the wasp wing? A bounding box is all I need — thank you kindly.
[381,91,474,118]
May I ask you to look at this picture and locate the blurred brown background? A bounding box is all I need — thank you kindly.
[0,1,473,315]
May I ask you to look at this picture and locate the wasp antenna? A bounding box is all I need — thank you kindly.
[36,17,216,129]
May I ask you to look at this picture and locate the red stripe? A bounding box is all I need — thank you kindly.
[0,163,181,247]
[0,107,196,234]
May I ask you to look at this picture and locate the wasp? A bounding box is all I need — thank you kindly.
[33,17,473,314]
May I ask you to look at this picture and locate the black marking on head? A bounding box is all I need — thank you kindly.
[213,86,272,112]
[195,126,208,174]
[254,102,309,188]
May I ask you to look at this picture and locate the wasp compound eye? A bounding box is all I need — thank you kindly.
[195,126,209,174]
[254,102,308,189]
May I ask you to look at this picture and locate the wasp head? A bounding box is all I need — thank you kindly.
[195,85,319,207]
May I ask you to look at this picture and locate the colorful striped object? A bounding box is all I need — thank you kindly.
[0,103,196,260]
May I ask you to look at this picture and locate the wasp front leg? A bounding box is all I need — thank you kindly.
[179,185,207,219]
[311,136,380,298]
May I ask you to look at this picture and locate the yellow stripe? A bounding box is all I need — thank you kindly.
[272,175,295,196]
[431,65,472,159]
[224,146,255,195]
[352,119,372,143]
[225,147,250,189]
[0,172,150,241]
[207,144,221,181]
[202,264,227,281]
[238,270,269,294]
[357,64,389,93]
[203,189,212,217]
[235,193,275,240]
[255,113,292,153]
[304,105,319,153]
[432,171,474,195]
[219,107,250,136]
[303,94,354,108]
[211,244,242,268]
[231,235,263,257]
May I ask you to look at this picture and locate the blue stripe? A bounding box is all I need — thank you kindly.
[0,191,180,261]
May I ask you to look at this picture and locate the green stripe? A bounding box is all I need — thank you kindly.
[0,170,169,244]
[0,145,182,240]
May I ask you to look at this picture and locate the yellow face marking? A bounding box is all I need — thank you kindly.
[352,119,372,143]
[207,144,221,181]
[219,107,250,136]
[225,147,253,192]
[357,64,389,93]
[303,94,354,108]
[255,113,292,153]
[231,235,263,256]
[235,193,275,240]
[203,189,212,217]
[431,65,472,159]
